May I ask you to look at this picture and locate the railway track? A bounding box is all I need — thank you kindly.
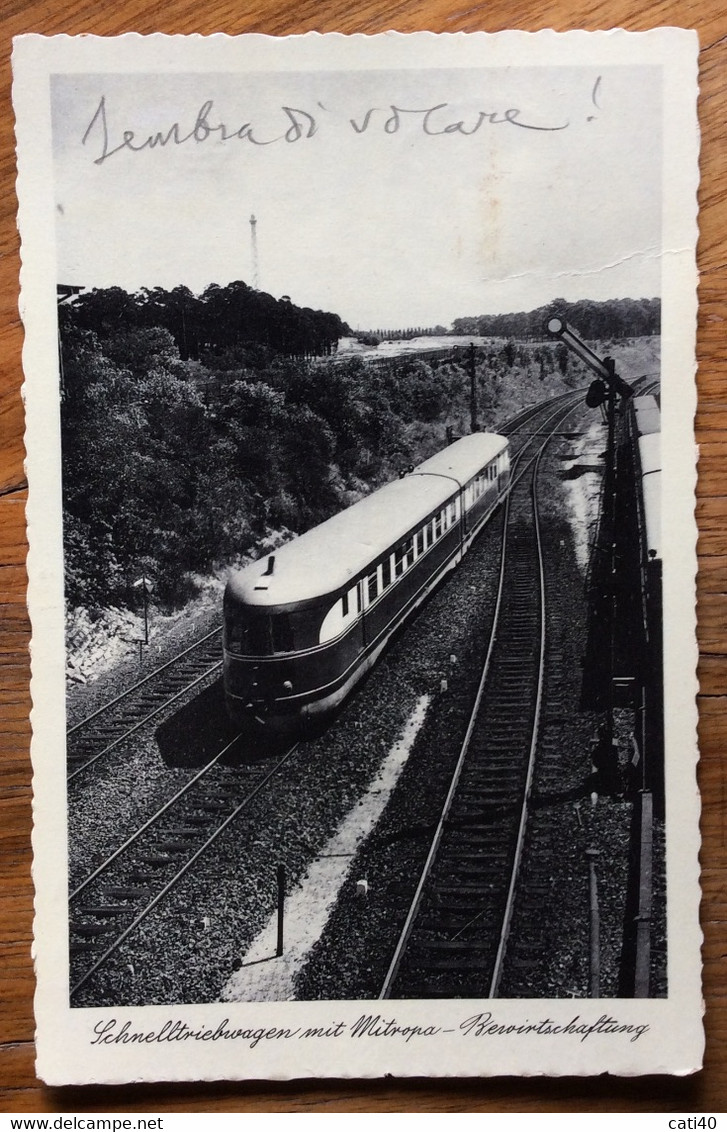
[69,737,299,1001]
[67,627,222,780]
[64,387,588,787]
[378,397,579,999]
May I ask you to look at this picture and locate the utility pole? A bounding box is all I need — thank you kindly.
[250,214,259,290]
[468,341,478,433]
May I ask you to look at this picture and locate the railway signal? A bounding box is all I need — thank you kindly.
[546,315,637,777]
[545,316,634,402]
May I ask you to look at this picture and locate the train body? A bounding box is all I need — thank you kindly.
[628,393,663,806]
[631,394,661,566]
[223,432,510,731]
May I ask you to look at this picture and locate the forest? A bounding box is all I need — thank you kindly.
[451,297,660,341]
[61,281,350,362]
[58,284,654,619]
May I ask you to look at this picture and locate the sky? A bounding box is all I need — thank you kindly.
[51,65,663,330]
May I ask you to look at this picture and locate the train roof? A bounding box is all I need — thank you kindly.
[411,432,509,481]
[226,432,508,608]
[642,471,661,560]
[638,433,661,560]
[633,395,661,438]
[638,432,660,477]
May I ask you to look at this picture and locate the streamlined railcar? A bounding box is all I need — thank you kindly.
[223,432,510,731]
[630,395,661,577]
[628,393,663,805]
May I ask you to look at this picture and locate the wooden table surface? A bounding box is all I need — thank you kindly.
[1,0,724,1114]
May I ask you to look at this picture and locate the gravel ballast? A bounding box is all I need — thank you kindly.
[68,395,664,1007]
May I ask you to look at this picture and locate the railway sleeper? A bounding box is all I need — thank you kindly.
[436,859,505,876]
[127,872,161,887]
[507,932,545,950]
[432,882,502,896]
[70,921,110,937]
[445,820,517,834]
[462,766,525,781]
[455,791,521,807]
[411,938,493,952]
[466,760,525,773]
[103,886,153,899]
[414,956,495,973]
[458,771,522,785]
[464,756,525,771]
[399,984,474,998]
[448,812,516,829]
[517,897,555,915]
[418,909,491,928]
[444,838,512,853]
[155,840,197,854]
[507,956,541,973]
[476,726,529,741]
[441,851,510,866]
[79,904,129,917]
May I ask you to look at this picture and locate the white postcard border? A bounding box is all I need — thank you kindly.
[13,29,702,1085]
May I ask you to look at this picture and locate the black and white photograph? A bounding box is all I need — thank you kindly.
[14,30,701,1083]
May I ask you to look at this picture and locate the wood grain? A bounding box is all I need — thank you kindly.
[1,1,724,1113]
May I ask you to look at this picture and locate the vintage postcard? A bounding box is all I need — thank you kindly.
[13,30,701,1084]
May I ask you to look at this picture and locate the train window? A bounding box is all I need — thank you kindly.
[415,529,424,556]
[434,513,443,539]
[319,600,346,643]
[381,556,392,589]
[448,501,456,523]
[367,571,378,602]
[271,613,294,654]
[341,592,349,617]
[288,607,324,650]
[224,606,272,655]
[353,585,361,614]
[403,537,414,568]
[394,545,405,578]
[225,609,245,652]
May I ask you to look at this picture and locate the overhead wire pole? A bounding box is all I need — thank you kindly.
[468,341,478,433]
[250,214,259,290]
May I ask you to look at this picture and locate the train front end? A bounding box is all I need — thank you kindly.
[222,553,364,733]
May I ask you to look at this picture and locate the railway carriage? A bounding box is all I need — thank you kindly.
[630,394,661,604]
[628,393,663,805]
[223,432,510,731]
